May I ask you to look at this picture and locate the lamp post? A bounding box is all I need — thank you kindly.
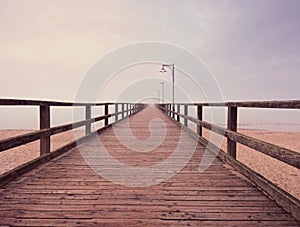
[160,82,164,104]
[159,63,175,117]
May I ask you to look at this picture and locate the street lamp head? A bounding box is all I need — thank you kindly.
[159,66,167,73]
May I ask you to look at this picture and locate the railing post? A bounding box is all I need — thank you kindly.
[184,104,188,127]
[40,105,50,156]
[85,105,91,135]
[166,104,169,116]
[227,106,238,158]
[105,104,109,126]
[127,104,129,116]
[122,104,125,118]
[197,105,203,137]
[115,104,118,122]
[177,104,180,122]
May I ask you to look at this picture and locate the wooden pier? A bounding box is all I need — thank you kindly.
[0,100,299,226]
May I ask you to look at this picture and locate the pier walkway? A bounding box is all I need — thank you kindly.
[0,106,299,226]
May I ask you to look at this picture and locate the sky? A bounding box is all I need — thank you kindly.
[0,0,299,129]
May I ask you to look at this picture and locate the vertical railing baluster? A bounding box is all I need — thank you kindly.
[40,105,50,156]
[105,104,109,126]
[115,103,118,122]
[177,104,180,122]
[227,106,238,158]
[85,105,91,135]
[184,104,188,127]
[197,105,203,137]
[122,104,125,119]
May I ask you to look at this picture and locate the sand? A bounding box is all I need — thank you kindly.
[202,128,300,199]
[0,130,78,175]
[0,129,299,199]
[238,129,300,199]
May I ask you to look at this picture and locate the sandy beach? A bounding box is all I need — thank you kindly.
[0,130,78,175]
[202,128,300,199]
[237,129,300,199]
[0,128,299,200]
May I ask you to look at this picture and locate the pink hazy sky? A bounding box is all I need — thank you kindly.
[0,0,299,128]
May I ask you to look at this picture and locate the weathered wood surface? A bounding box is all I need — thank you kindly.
[227,106,237,158]
[0,106,298,226]
[0,98,138,106]
[190,100,300,109]
[39,105,50,155]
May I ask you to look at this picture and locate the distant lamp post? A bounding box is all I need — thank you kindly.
[160,82,164,104]
[159,63,175,116]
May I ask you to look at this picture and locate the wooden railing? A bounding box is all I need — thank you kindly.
[158,100,300,219]
[0,99,145,186]
[158,101,300,168]
[0,99,144,156]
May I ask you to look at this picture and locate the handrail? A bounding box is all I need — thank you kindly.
[0,99,145,156]
[158,100,300,169]
[0,98,137,106]
[175,100,300,109]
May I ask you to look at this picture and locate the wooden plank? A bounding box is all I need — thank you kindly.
[0,209,295,221]
[0,218,298,227]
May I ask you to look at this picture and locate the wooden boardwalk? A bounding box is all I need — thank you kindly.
[0,106,298,226]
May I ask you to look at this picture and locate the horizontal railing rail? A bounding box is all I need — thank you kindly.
[0,99,145,156]
[0,99,132,106]
[175,100,300,108]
